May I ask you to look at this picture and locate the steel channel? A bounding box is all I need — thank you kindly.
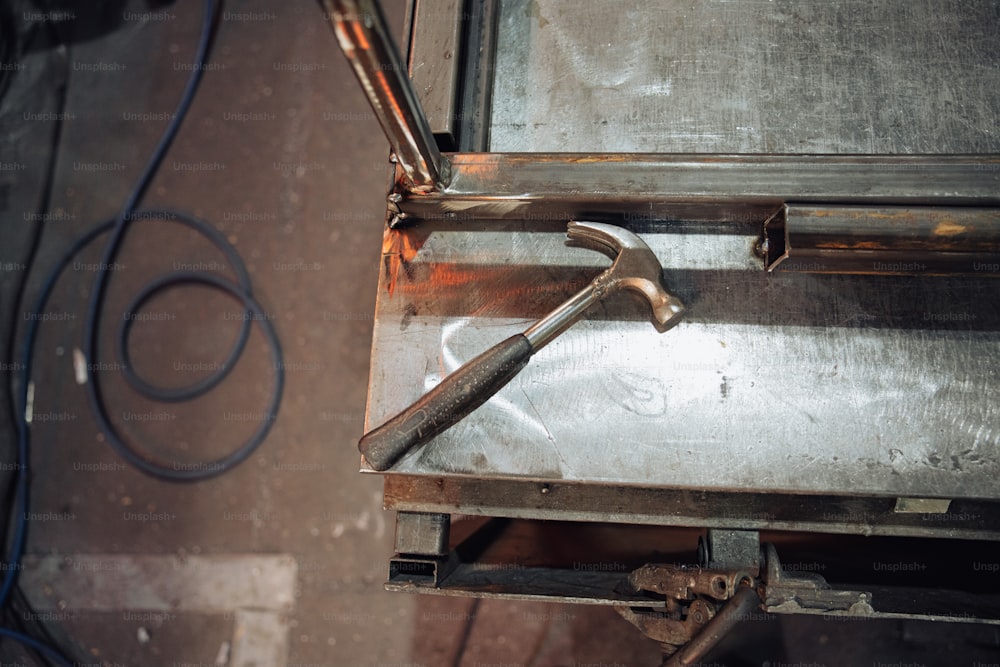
[457,0,500,152]
[382,476,1000,541]
[407,0,464,148]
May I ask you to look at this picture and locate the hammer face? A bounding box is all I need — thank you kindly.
[569,221,685,331]
[617,273,685,331]
[655,294,686,330]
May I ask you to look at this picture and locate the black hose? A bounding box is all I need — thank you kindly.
[2,0,284,662]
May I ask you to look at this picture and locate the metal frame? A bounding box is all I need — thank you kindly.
[387,515,1000,625]
[384,475,1000,541]
[324,0,1000,222]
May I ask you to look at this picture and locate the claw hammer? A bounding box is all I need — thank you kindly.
[359,221,685,470]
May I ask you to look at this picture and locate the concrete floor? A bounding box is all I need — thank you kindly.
[2,1,999,666]
[3,0,416,664]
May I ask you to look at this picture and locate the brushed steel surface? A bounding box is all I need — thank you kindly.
[366,222,1000,499]
[489,0,1000,154]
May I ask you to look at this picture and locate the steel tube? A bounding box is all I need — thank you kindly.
[390,153,1000,223]
[322,0,449,192]
[522,283,598,351]
[763,205,1000,275]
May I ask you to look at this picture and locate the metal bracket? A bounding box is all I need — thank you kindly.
[619,561,763,664]
[620,535,764,663]
[760,542,874,616]
[629,563,758,603]
[619,539,879,663]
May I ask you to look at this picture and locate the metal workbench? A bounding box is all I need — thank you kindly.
[322,0,1000,659]
[362,0,1000,531]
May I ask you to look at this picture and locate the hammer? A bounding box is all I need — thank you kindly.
[359,221,685,471]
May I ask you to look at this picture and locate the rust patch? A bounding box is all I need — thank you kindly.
[815,241,887,250]
[933,220,968,236]
[568,155,630,164]
[865,211,916,222]
[807,209,917,223]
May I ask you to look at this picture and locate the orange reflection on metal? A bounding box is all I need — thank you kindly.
[381,230,423,296]
[450,154,500,179]
[351,23,370,51]
[425,263,480,290]
[374,69,408,138]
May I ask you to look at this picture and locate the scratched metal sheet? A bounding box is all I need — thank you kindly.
[489,0,1000,153]
[365,222,1000,498]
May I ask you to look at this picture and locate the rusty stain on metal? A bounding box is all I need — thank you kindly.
[814,241,888,250]
[933,220,968,236]
[566,155,631,164]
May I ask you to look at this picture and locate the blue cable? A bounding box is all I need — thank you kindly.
[2,0,285,660]
[0,628,72,667]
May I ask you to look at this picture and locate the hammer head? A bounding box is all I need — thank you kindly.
[567,221,685,331]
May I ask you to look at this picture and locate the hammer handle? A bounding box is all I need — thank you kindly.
[359,334,534,471]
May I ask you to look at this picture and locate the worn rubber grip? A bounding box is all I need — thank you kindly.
[359,334,534,471]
